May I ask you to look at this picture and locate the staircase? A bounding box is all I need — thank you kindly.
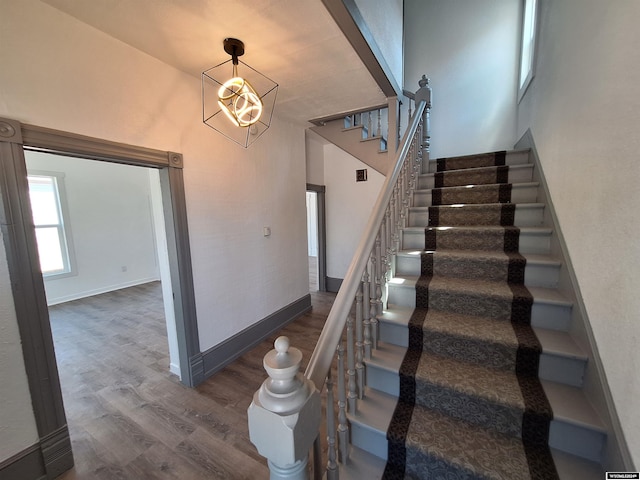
[310,105,394,176]
[343,150,606,479]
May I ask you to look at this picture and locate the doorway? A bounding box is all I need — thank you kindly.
[0,117,200,477]
[24,150,180,377]
[306,183,326,292]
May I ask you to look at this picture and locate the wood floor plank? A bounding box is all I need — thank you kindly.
[52,283,335,479]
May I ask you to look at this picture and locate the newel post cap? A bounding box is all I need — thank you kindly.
[415,74,432,107]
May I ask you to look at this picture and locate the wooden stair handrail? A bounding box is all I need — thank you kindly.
[304,99,427,391]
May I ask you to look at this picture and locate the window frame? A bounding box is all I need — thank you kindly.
[518,0,539,102]
[27,169,77,278]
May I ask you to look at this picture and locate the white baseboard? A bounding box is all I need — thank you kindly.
[169,362,181,378]
[45,277,161,306]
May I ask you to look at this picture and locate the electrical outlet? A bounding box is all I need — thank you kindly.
[356,169,368,182]
[121,266,127,272]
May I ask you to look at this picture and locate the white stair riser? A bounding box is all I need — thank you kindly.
[401,229,552,255]
[366,364,399,397]
[418,166,533,189]
[532,302,572,331]
[379,320,408,347]
[394,255,560,288]
[350,422,388,460]
[539,355,585,387]
[408,205,544,228]
[376,321,587,388]
[526,263,560,288]
[413,184,539,207]
[423,151,530,174]
[386,284,572,331]
[549,421,605,463]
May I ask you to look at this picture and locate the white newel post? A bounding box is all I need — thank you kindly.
[248,336,321,480]
[415,75,432,160]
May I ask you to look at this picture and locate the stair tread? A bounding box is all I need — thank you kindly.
[403,225,553,234]
[348,402,604,480]
[361,354,602,436]
[412,351,527,411]
[348,386,395,435]
[391,274,569,303]
[389,399,544,480]
[534,327,587,360]
[551,448,604,480]
[397,248,561,266]
[378,306,587,367]
[338,445,387,480]
[423,309,524,347]
[366,342,406,373]
[351,387,603,478]
[410,202,545,211]
[431,148,530,164]
[420,162,533,177]
[542,380,606,432]
[415,181,540,194]
[390,273,573,307]
[379,305,414,326]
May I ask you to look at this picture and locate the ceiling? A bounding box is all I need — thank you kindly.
[41,0,386,125]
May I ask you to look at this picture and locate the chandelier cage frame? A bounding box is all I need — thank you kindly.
[202,40,278,148]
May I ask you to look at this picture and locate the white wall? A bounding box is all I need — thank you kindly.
[306,192,318,256]
[0,0,308,461]
[305,131,326,186]
[0,239,40,459]
[354,0,404,91]
[517,0,640,467]
[24,152,160,305]
[404,0,520,158]
[148,169,180,377]
[324,144,385,280]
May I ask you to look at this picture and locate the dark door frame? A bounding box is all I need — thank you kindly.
[306,183,327,292]
[0,117,201,478]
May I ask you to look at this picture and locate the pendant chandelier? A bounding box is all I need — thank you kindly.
[202,38,278,148]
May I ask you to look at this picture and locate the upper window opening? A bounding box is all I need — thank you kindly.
[518,0,538,100]
[27,173,74,277]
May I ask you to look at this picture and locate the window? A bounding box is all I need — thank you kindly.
[518,0,538,100]
[27,172,74,277]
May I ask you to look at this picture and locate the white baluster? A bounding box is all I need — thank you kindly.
[367,111,372,139]
[336,344,349,464]
[375,230,386,315]
[369,252,379,350]
[389,193,397,255]
[326,369,338,480]
[362,267,372,360]
[248,336,321,480]
[346,314,357,414]
[377,109,382,138]
[355,287,365,399]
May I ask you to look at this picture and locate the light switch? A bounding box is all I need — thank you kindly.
[263,226,271,237]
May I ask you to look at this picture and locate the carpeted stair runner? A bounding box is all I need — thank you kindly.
[383,157,559,479]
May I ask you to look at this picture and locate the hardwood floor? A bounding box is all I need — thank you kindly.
[50,282,335,479]
[308,255,318,291]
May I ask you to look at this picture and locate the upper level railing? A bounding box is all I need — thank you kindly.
[308,86,425,157]
[248,76,432,480]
